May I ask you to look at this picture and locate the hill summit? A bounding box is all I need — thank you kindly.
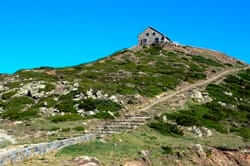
[0,30,249,166]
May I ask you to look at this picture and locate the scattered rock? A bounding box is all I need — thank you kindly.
[200,127,213,137]
[190,126,203,137]
[188,126,212,137]
[191,89,212,103]
[124,160,146,166]
[218,101,227,107]
[0,130,16,144]
[74,156,101,166]
[225,91,233,96]
[193,144,206,158]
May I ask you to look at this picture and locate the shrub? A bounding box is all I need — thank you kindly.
[176,115,200,126]
[73,126,85,131]
[238,104,250,113]
[238,128,250,140]
[56,100,76,113]
[79,99,121,119]
[148,121,183,136]
[192,55,223,67]
[1,108,39,120]
[5,96,34,112]
[49,114,83,123]
[161,146,173,154]
[56,93,77,113]
[2,91,16,100]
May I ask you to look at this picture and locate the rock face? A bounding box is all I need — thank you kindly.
[191,146,250,166]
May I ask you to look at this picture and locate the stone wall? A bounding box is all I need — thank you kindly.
[0,134,95,166]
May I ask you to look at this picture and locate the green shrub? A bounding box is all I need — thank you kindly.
[176,115,200,126]
[2,91,16,100]
[73,126,85,131]
[49,114,83,123]
[238,104,250,112]
[148,121,183,136]
[161,146,173,154]
[79,99,121,119]
[5,96,34,112]
[56,93,77,113]
[56,100,76,113]
[61,128,71,132]
[238,128,250,140]
[1,108,39,120]
[43,83,55,92]
[192,55,223,67]
[17,71,57,82]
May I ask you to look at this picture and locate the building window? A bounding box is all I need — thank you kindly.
[146,33,149,36]
[143,39,147,43]
[155,38,159,43]
[152,32,156,36]
[161,36,165,40]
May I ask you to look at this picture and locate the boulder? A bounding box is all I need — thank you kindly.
[74,156,101,166]
[200,127,213,137]
[124,161,146,166]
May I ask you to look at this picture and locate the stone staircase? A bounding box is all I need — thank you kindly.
[90,113,151,136]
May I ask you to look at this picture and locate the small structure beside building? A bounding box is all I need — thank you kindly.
[138,27,172,47]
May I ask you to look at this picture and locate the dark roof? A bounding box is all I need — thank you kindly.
[147,26,172,42]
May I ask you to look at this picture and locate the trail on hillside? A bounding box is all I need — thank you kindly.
[137,67,249,113]
[0,66,249,166]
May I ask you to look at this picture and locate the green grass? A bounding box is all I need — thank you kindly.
[163,69,250,139]
[57,125,250,166]
[192,55,223,67]
[49,114,83,123]
[1,107,39,120]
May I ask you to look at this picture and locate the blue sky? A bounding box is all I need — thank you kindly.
[0,0,249,74]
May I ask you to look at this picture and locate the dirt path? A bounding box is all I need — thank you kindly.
[138,67,249,113]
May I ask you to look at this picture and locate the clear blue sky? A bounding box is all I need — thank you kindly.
[0,0,249,74]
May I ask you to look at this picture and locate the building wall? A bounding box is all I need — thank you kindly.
[138,28,170,46]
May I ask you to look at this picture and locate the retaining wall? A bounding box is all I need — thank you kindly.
[0,134,95,166]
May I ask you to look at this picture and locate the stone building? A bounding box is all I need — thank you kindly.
[138,27,171,47]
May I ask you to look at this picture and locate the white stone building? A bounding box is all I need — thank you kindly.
[138,27,171,47]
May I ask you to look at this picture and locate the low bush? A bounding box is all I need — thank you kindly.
[1,91,16,100]
[238,128,250,140]
[192,55,223,67]
[161,146,173,154]
[5,96,34,112]
[73,126,85,131]
[79,99,121,119]
[148,121,183,136]
[49,114,83,123]
[1,108,39,120]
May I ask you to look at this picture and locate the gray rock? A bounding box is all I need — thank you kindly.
[74,156,101,166]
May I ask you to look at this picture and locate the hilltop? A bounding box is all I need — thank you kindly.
[0,42,249,166]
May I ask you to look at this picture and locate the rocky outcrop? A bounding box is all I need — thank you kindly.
[191,145,250,166]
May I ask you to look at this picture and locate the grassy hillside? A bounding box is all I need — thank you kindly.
[0,45,245,147]
[54,69,250,166]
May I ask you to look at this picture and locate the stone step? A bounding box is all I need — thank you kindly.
[96,126,136,130]
[94,131,121,134]
[102,125,139,128]
[124,115,151,119]
[106,121,146,125]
